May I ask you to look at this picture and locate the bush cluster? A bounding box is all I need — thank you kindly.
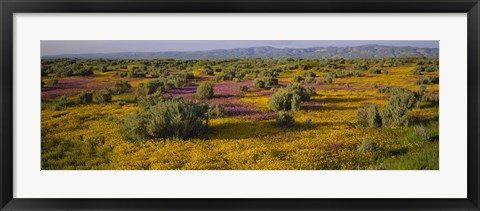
[358,87,421,127]
[121,98,209,141]
[356,104,382,128]
[268,85,315,112]
[416,76,439,85]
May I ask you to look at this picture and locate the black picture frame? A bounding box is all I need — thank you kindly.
[1,0,479,210]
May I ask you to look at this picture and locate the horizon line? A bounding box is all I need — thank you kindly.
[42,44,439,57]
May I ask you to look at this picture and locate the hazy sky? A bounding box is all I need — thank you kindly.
[41,40,439,56]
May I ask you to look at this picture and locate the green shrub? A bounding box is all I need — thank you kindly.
[45,78,59,87]
[292,75,304,83]
[378,86,391,93]
[368,68,382,74]
[302,71,316,78]
[113,72,128,78]
[411,69,422,75]
[353,62,369,70]
[326,63,338,69]
[381,97,409,127]
[74,67,94,76]
[356,106,368,123]
[121,98,208,141]
[417,85,427,97]
[116,100,126,106]
[239,85,248,92]
[203,68,214,75]
[324,75,333,84]
[268,89,301,112]
[366,105,382,128]
[264,77,279,87]
[422,95,439,107]
[94,92,112,103]
[100,66,109,72]
[304,77,316,84]
[416,76,439,85]
[426,76,439,84]
[285,84,315,101]
[128,69,146,78]
[78,91,93,104]
[274,111,294,127]
[388,88,418,109]
[208,105,226,118]
[149,69,167,77]
[291,94,301,111]
[357,140,380,152]
[253,79,266,89]
[415,78,429,85]
[137,92,164,108]
[414,126,433,141]
[57,95,73,108]
[147,79,166,94]
[424,65,438,72]
[111,81,131,94]
[196,82,214,99]
[305,117,312,127]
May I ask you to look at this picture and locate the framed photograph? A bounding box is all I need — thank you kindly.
[1,0,479,210]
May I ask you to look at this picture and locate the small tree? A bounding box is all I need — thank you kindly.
[196,82,214,99]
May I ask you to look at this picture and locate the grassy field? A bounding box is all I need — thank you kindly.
[41,58,439,170]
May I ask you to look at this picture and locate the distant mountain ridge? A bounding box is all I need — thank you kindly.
[43,45,439,60]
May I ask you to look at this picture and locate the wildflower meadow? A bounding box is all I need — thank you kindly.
[41,45,439,170]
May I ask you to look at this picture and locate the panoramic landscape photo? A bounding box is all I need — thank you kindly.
[41,40,439,170]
